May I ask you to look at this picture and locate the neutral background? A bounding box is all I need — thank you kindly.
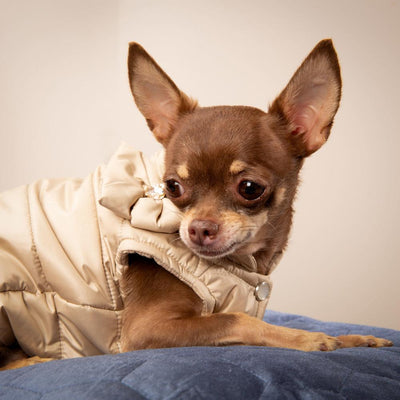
[1,0,399,330]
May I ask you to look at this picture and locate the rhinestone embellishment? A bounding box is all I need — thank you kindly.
[144,183,166,200]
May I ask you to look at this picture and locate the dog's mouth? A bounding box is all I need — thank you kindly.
[191,241,240,259]
[180,228,253,260]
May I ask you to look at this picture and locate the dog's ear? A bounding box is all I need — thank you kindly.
[128,43,197,146]
[269,39,342,157]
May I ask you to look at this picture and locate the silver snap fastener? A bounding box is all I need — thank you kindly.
[255,281,270,301]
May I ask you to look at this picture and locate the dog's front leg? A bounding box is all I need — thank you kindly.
[122,309,393,352]
[122,310,344,352]
[121,257,392,352]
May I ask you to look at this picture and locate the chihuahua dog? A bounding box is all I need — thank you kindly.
[119,40,392,352]
[0,39,392,370]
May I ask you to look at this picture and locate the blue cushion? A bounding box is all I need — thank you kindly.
[0,310,399,399]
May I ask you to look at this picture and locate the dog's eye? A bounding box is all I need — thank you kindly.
[165,179,184,198]
[238,180,265,200]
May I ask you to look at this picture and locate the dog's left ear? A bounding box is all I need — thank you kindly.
[128,43,197,146]
[269,39,342,157]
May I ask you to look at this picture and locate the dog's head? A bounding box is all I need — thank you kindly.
[128,40,341,273]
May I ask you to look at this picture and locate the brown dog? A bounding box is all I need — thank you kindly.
[120,40,392,351]
[0,40,392,370]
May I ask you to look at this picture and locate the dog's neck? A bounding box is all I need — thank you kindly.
[254,248,284,275]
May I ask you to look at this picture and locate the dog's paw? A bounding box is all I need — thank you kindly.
[337,334,393,348]
[296,332,342,352]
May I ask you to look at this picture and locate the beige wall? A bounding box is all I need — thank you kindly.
[1,0,399,330]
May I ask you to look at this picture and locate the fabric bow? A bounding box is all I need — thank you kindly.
[98,144,181,233]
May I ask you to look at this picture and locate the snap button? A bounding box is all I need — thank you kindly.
[255,281,270,301]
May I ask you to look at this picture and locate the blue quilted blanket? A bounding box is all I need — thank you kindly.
[0,311,399,399]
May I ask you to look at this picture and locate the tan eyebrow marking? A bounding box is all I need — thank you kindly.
[177,163,189,179]
[229,160,248,175]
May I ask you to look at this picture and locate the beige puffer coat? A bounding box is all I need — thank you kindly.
[0,144,273,359]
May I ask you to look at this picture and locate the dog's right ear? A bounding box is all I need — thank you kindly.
[128,43,197,146]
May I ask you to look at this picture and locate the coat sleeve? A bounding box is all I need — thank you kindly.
[0,184,37,346]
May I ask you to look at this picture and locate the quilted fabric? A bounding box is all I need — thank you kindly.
[0,311,399,400]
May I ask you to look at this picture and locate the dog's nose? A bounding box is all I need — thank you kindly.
[188,219,219,246]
